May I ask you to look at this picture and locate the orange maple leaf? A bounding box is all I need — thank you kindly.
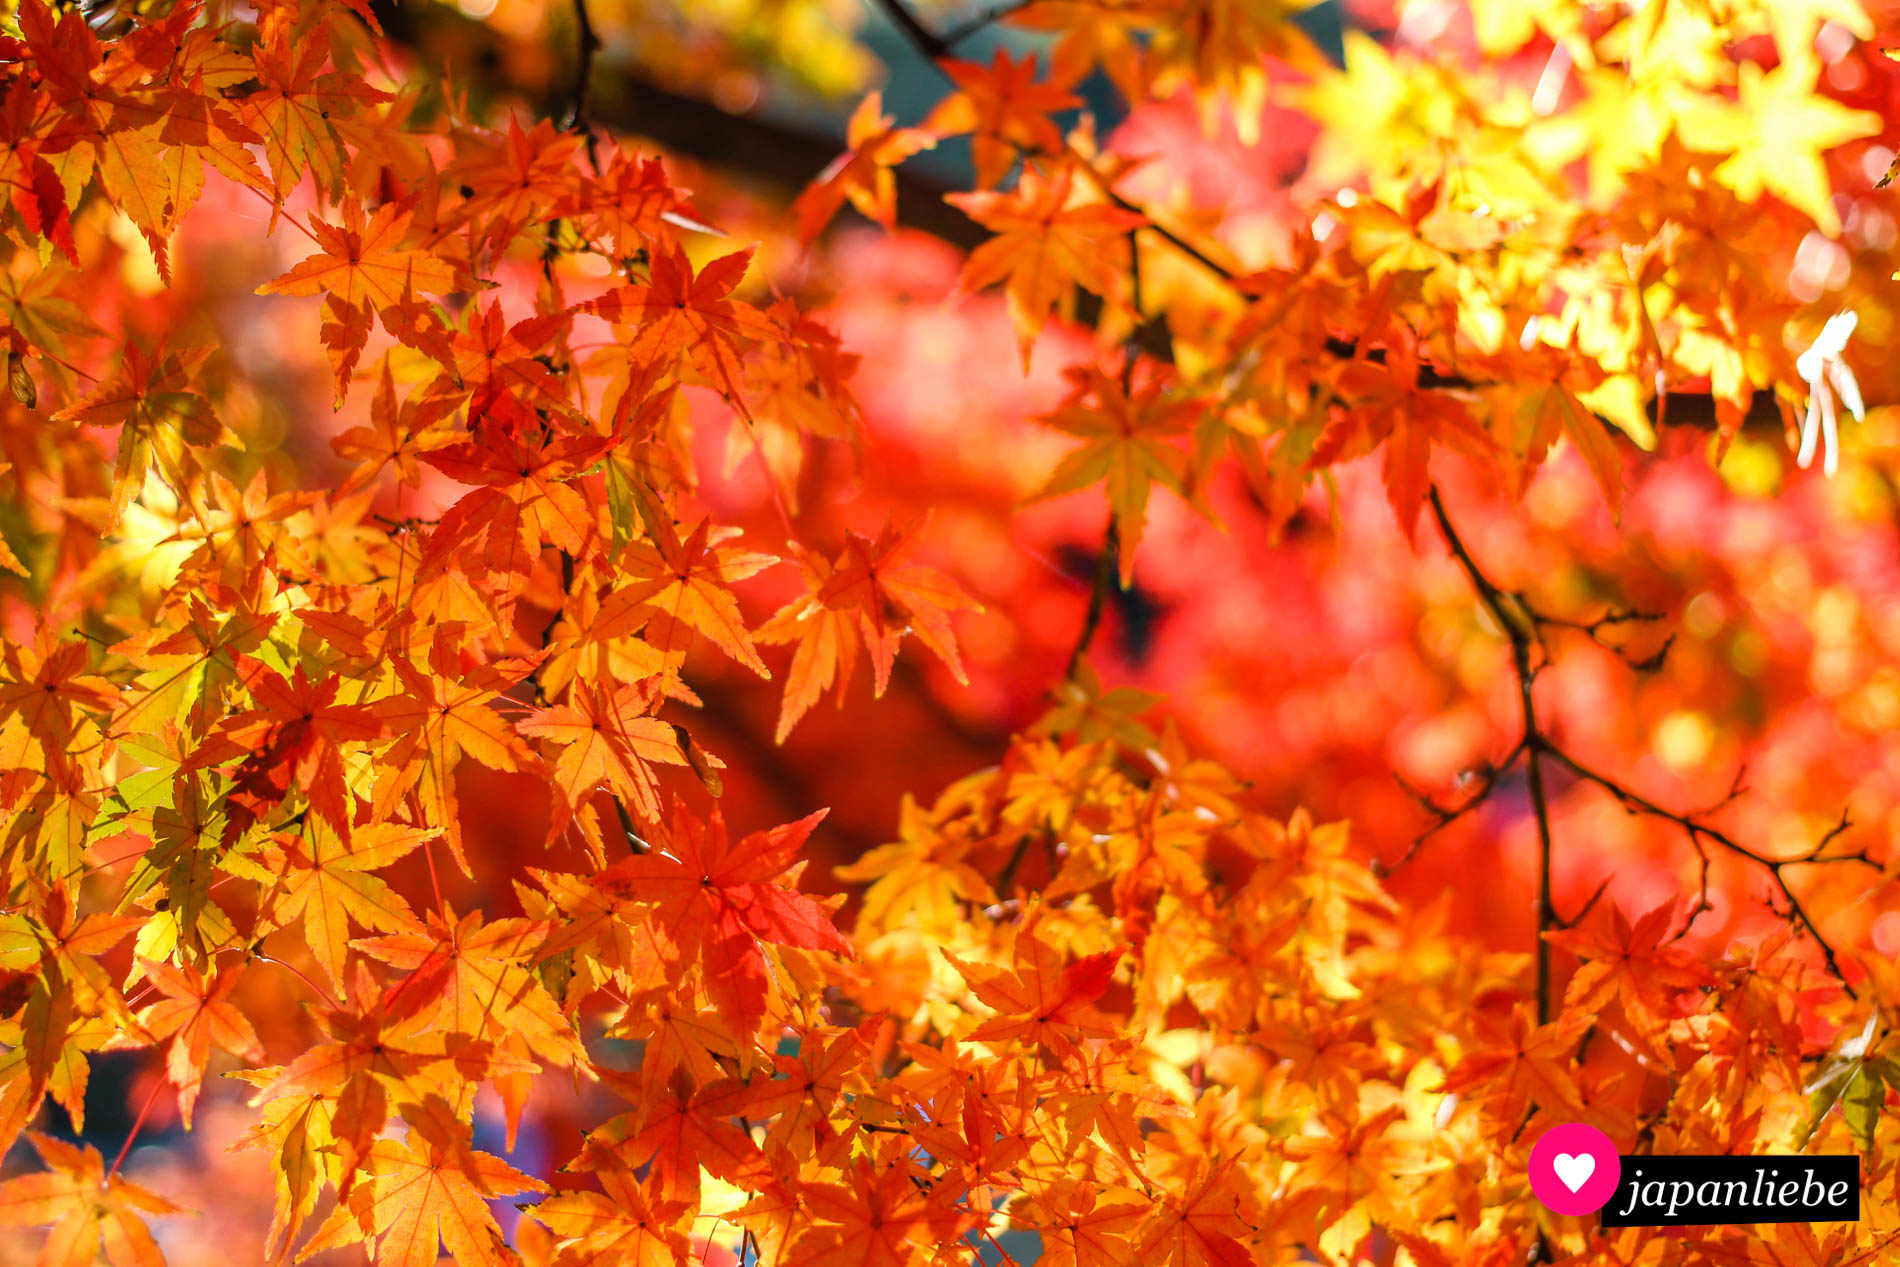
[595,802,850,1032]
[257,198,459,312]
[793,90,936,242]
[603,517,777,675]
[757,516,979,743]
[354,907,582,1067]
[582,245,777,413]
[132,958,264,1129]
[521,1161,693,1267]
[300,1111,547,1267]
[925,49,1083,189]
[946,925,1125,1054]
[258,818,431,996]
[947,162,1145,368]
[1546,901,1718,1036]
[0,1132,186,1267]
[517,678,688,836]
[1013,1177,1149,1267]
[793,1150,975,1267]
[1029,364,1206,588]
[185,654,384,838]
[1314,340,1498,544]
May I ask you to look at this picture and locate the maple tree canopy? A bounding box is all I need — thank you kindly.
[2,0,1900,1265]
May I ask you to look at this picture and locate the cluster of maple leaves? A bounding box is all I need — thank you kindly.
[0,0,1895,1265]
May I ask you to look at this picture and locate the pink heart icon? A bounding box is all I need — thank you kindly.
[1530,1123,1620,1215]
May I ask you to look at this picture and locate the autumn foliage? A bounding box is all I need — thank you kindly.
[4,0,1900,1265]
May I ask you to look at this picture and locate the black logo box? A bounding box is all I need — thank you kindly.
[1601,1155,1858,1227]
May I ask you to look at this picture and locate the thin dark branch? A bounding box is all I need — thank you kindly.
[1528,603,1674,673]
[563,0,603,165]
[1429,487,1558,1024]
[1555,873,1614,930]
[941,0,1036,44]
[1425,484,1872,1003]
[993,831,1036,900]
[1671,830,1714,942]
[612,795,650,855]
[870,0,952,61]
[1072,155,1241,284]
[1378,736,1527,876]
[1545,746,1867,997]
[1064,519,1121,680]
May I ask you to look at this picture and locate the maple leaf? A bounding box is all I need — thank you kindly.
[756,516,979,742]
[0,1132,186,1267]
[167,468,322,591]
[229,1071,339,1258]
[418,409,613,589]
[258,198,460,312]
[299,1113,547,1267]
[793,91,936,242]
[185,654,384,838]
[51,341,221,531]
[132,958,265,1129]
[582,1068,769,1203]
[581,245,777,412]
[317,296,376,400]
[1012,1178,1149,1267]
[448,115,584,253]
[248,969,489,1179]
[605,990,744,1106]
[238,14,394,202]
[332,361,459,495]
[0,638,119,778]
[552,144,708,258]
[945,925,1125,1054]
[448,300,578,421]
[792,1153,974,1267]
[594,802,849,1032]
[371,646,540,875]
[1490,344,1625,519]
[947,162,1145,367]
[924,50,1083,189]
[1029,364,1207,588]
[521,1162,693,1267]
[0,78,75,264]
[1546,901,1718,1038]
[354,907,582,1068]
[517,678,689,836]
[834,794,997,937]
[710,1022,873,1161]
[258,817,431,996]
[1314,341,1497,544]
[1136,1155,1258,1267]
[1676,53,1880,235]
[1690,1223,1899,1267]
[603,517,777,675]
[1437,1003,1588,1119]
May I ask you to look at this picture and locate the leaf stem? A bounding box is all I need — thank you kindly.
[106,1075,167,1181]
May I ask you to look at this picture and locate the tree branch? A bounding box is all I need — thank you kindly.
[1428,487,1558,1024]
[1422,484,1873,1004]
[870,0,952,61]
[1064,519,1121,680]
[563,0,602,137]
[1545,749,1868,997]
[942,0,1036,44]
